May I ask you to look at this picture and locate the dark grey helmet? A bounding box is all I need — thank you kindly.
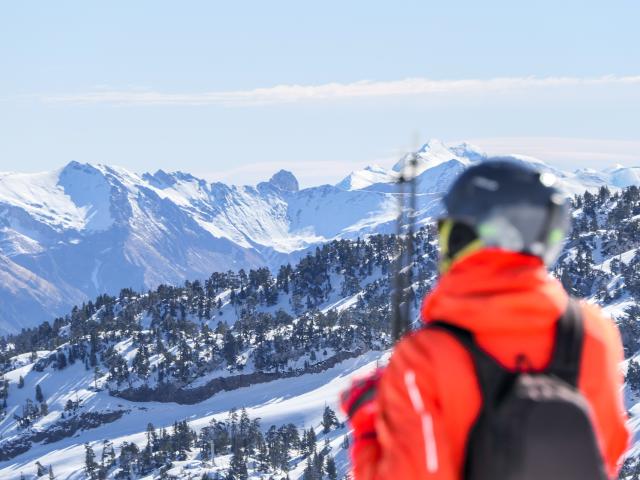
[442,159,570,265]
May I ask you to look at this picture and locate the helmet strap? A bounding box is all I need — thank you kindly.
[438,219,484,273]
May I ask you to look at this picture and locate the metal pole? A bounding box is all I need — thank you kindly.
[391,168,407,343]
[391,152,419,343]
[405,153,419,328]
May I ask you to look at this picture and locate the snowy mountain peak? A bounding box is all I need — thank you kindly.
[418,138,450,154]
[336,165,393,191]
[609,166,640,188]
[0,161,115,233]
[340,139,486,192]
[605,163,626,173]
[143,169,177,188]
[364,165,386,173]
[60,160,91,172]
[143,169,206,190]
[390,139,470,178]
[58,162,115,232]
[268,169,299,192]
[449,142,487,162]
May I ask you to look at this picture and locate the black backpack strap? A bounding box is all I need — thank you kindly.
[547,298,584,387]
[428,322,513,409]
[429,299,584,399]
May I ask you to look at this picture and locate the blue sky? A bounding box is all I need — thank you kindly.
[1,1,639,186]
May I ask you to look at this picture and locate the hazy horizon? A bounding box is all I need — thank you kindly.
[1,1,639,187]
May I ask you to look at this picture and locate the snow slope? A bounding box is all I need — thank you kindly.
[0,346,384,479]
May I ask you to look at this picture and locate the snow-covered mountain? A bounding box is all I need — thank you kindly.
[1,140,638,333]
[2,186,640,479]
[0,164,396,333]
[344,139,640,196]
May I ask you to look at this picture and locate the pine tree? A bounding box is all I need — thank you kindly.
[18,375,24,388]
[84,443,98,478]
[239,408,251,450]
[101,439,116,470]
[256,441,270,472]
[93,366,101,390]
[302,456,321,480]
[312,452,324,477]
[56,350,67,369]
[322,406,338,433]
[228,443,248,480]
[305,428,317,455]
[35,384,44,403]
[35,461,47,476]
[326,456,338,480]
[146,422,157,452]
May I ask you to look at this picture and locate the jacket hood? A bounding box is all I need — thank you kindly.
[421,248,568,334]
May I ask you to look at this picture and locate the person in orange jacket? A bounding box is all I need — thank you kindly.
[341,160,630,479]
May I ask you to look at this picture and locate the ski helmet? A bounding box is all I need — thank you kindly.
[439,158,570,271]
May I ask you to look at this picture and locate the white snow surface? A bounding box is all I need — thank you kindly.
[336,165,394,191]
[0,347,386,479]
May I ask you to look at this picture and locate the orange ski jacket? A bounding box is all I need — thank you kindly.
[351,249,629,480]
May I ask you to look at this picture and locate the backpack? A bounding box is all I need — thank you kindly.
[430,299,608,480]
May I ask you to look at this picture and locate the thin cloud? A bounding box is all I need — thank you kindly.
[43,75,640,107]
[464,137,640,170]
[195,158,386,188]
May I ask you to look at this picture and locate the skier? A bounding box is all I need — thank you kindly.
[341,160,630,479]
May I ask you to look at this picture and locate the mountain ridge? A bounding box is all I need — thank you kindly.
[1,140,639,332]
